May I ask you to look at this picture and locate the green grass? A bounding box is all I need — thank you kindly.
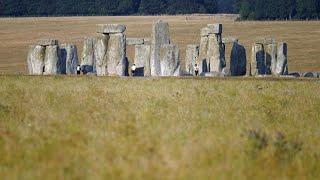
[0,76,319,179]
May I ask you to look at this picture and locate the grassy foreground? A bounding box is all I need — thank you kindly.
[0,76,319,179]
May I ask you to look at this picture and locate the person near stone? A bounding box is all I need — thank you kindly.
[76,65,81,75]
[131,64,137,76]
[194,64,199,76]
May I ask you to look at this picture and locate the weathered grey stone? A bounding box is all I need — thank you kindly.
[126,38,144,45]
[134,44,151,76]
[230,42,247,76]
[198,35,209,73]
[255,38,276,45]
[275,42,288,75]
[251,43,265,75]
[222,37,238,44]
[44,45,60,75]
[106,33,126,76]
[81,37,96,73]
[150,20,170,76]
[160,44,179,76]
[173,65,181,77]
[207,34,225,72]
[37,39,58,46]
[279,75,297,78]
[97,24,126,34]
[201,27,212,37]
[94,35,109,76]
[266,43,277,75]
[303,72,317,78]
[60,44,79,75]
[27,45,45,75]
[144,38,151,44]
[185,44,199,75]
[288,72,301,77]
[207,24,223,34]
[200,71,226,77]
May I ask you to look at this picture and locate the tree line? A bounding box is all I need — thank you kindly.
[0,0,319,20]
[235,0,320,20]
[0,0,225,16]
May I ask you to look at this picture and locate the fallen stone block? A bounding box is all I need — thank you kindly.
[251,43,265,75]
[81,37,96,73]
[60,44,79,75]
[126,38,144,45]
[134,44,151,76]
[44,45,60,75]
[280,75,297,78]
[107,33,126,76]
[185,44,199,75]
[97,24,126,34]
[37,39,58,46]
[275,42,288,75]
[94,35,109,76]
[27,45,45,75]
[230,42,246,76]
[303,72,318,78]
[288,72,301,77]
[150,20,170,76]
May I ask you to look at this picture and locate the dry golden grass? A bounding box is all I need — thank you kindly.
[0,15,319,73]
[0,75,319,179]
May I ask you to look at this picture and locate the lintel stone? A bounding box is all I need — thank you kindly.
[36,39,58,46]
[97,24,126,34]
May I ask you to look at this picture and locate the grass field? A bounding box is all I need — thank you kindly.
[0,75,319,179]
[0,15,320,73]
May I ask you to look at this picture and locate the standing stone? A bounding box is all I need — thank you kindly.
[44,45,60,75]
[160,44,179,76]
[275,42,288,75]
[150,20,170,76]
[27,45,45,75]
[106,33,126,76]
[94,35,109,76]
[185,44,199,75]
[266,43,277,75]
[230,42,247,76]
[81,37,96,74]
[251,43,266,75]
[207,34,225,72]
[134,45,151,76]
[60,44,79,75]
[198,34,209,73]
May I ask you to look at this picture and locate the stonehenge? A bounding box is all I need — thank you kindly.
[251,39,288,76]
[27,20,318,78]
